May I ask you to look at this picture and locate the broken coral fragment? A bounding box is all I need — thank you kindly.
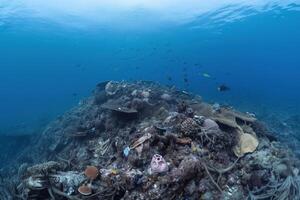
[51,171,85,195]
[212,116,241,131]
[26,176,47,190]
[130,133,152,149]
[233,133,259,157]
[26,161,62,177]
[202,118,219,130]
[101,101,138,114]
[212,108,257,133]
[105,81,119,96]
[131,133,152,148]
[161,93,172,101]
[230,109,256,123]
[176,137,192,145]
[135,144,144,157]
[141,90,151,98]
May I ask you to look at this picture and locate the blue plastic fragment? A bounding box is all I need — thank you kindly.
[123,146,131,157]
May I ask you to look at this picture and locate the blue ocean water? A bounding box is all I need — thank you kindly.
[0,1,300,136]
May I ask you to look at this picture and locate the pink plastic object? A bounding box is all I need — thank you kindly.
[151,154,169,173]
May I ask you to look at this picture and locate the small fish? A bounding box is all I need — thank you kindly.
[75,64,85,71]
[218,84,231,92]
[202,73,211,78]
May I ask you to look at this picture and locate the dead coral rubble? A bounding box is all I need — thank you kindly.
[2,80,300,200]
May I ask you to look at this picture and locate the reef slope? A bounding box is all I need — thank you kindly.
[1,81,300,200]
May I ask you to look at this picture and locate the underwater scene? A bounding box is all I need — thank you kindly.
[1,0,300,199]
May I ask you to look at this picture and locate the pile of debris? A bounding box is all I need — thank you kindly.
[1,81,300,199]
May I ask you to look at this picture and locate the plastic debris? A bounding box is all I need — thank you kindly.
[123,146,131,157]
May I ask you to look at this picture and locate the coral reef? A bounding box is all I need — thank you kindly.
[1,80,300,200]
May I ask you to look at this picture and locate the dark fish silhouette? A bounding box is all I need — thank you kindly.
[75,64,82,68]
[75,64,85,71]
[167,76,172,81]
[218,84,230,92]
